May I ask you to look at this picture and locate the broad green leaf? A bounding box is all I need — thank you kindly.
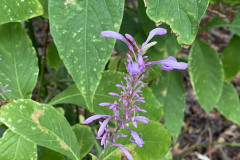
[0,0,43,25]
[0,99,80,160]
[38,148,65,160]
[0,23,39,99]
[38,0,48,18]
[0,129,37,160]
[145,0,209,45]
[189,39,223,113]
[199,17,229,32]
[105,122,171,160]
[49,0,124,111]
[230,8,240,37]
[73,124,95,159]
[151,70,185,141]
[216,83,240,125]
[222,35,240,81]
[46,42,61,71]
[49,71,163,121]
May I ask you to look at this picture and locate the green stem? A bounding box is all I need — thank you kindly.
[44,69,59,103]
[99,141,112,160]
[36,21,49,102]
[26,19,38,53]
[175,142,240,159]
[37,56,46,102]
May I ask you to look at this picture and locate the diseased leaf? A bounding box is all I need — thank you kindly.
[0,99,80,160]
[0,23,39,99]
[216,83,240,125]
[151,70,186,141]
[73,124,95,159]
[189,39,223,113]
[222,35,240,81]
[0,130,37,160]
[145,0,209,45]
[0,0,43,25]
[49,0,125,111]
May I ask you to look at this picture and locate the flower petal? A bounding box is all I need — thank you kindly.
[125,33,140,50]
[101,31,134,52]
[134,116,150,123]
[112,144,134,160]
[141,28,167,49]
[84,115,110,124]
[97,117,111,137]
[130,130,144,147]
[99,102,112,106]
[147,56,189,70]
[101,132,108,146]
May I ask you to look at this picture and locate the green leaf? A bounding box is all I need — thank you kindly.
[49,0,125,111]
[39,148,65,160]
[90,153,99,160]
[216,83,240,125]
[105,122,171,160]
[189,39,223,113]
[151,70,185,141]
[199,17,229,32]
[46,42,61,71]
[0,129,37,160]
[222,35,240,81]
[223,0,240,5]
[0,99,80,160]
[0,0,43,25]
[0,23,39,99]
[145,0,209,45]
[230,8,240,36]
[73,124,95,159]
[48,84,86,107]
[38,0,48,18]
[49,71,163,121]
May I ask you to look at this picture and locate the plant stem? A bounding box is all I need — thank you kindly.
[99,140,112,160]
[37,21,49,102]
[175,141,240,159]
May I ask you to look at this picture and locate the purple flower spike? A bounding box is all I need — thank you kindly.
[84,115,110,124]
[141,28,167,49]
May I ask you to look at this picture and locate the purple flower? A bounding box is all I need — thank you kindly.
[1,84,11,93]
[84,28,189,160]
